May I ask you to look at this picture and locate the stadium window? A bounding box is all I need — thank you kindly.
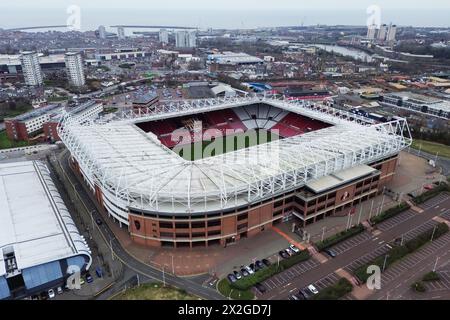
[295,198,305,206]
[175,222,190,229]
[192,233,205,238]
[237,223,248,231]
[192,221,206,228]
[160,222,173,229]
[208,220,221,227]
[134,220,141,231]
[175,233,190,239]
[208,230,221,236]
[273,210,282,217]
[160,232,174,238]
[237,213,248,221]
[274,200,284,208]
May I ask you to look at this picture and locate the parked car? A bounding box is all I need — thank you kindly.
[289,244,300,253]
[95,266,103,278]
[285,248,295,256]
[249,263,257,272]
[308,284,319,295]
[279,250,290,259]
[233,271,242,280]
[95,218,103,226]
[262,259,271,267]
[324,249,337,258]
[299,288,312,299]
[245,265,255,275]
[85,273,94,284]
[227,274,237,283]
[255,260,265,270]
[47,289,55,299]
[289,294,303,300]
[254,283,267,294]
[240,268,250,277]
[56,287,63,295]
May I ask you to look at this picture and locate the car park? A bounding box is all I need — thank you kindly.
[289,245,300,253]
[308,284,319,295]
[227,274,237,283]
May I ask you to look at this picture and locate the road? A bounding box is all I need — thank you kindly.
[263,196,450,300]
[55,149,224,300]
[406,147,450,176]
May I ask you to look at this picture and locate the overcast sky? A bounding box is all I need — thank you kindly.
[2,0,450,10]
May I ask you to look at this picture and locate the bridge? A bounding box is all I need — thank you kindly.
[5,25,68,31]
[110,25,197,30]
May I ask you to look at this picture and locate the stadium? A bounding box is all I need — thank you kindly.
[58,94,412,248]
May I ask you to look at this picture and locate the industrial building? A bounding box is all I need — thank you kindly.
[0,161,91,300]
[382,91,450,119]
[58,95,411,249]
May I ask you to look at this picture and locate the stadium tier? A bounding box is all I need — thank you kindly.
[59,95,412,248]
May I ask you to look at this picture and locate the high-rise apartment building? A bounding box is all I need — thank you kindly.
[20,51,43,86]
[159,29,169,44]
[65,52,86,87]
[175,30,197,48]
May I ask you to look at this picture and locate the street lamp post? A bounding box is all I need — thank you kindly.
[171,255,175,275]
[433,257,439,272]
[378,187,386,216]
[321,227,326,242]
[357,205,363,225]
[430,225,438,242]
[369,199,374,220]
[382,254,389,272]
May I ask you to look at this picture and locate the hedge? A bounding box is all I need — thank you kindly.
[354,223,449,283]
[370,203,411,225]
[422,271,440,282]
[230,250,311,291]
[217,279,254,300]
[413,183,449,205]
[316,224,365,251]
[312,278,353,300]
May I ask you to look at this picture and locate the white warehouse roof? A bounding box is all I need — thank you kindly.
[0,161,91,277]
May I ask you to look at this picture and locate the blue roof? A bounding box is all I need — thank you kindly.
[0,276,10,300]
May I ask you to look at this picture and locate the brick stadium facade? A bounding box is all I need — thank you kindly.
[71,154,398,249]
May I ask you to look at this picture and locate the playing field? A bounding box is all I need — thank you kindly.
[411,139,450,159]
[173,129,280,161]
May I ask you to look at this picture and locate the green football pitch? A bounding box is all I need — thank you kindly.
[173,129,280,161]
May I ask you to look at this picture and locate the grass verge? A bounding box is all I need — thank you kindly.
[217,279,254,300]
[114,283,201,300]
[316,224,365,251]
[370,203,411,225]
[0,131,31,150]
[411,139,450,159]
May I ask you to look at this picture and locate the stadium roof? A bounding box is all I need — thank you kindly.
[59,95,412,215]
[0,161,91,277]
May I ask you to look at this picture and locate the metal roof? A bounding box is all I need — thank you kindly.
[59,95,412,215]
[0,161,91,277]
